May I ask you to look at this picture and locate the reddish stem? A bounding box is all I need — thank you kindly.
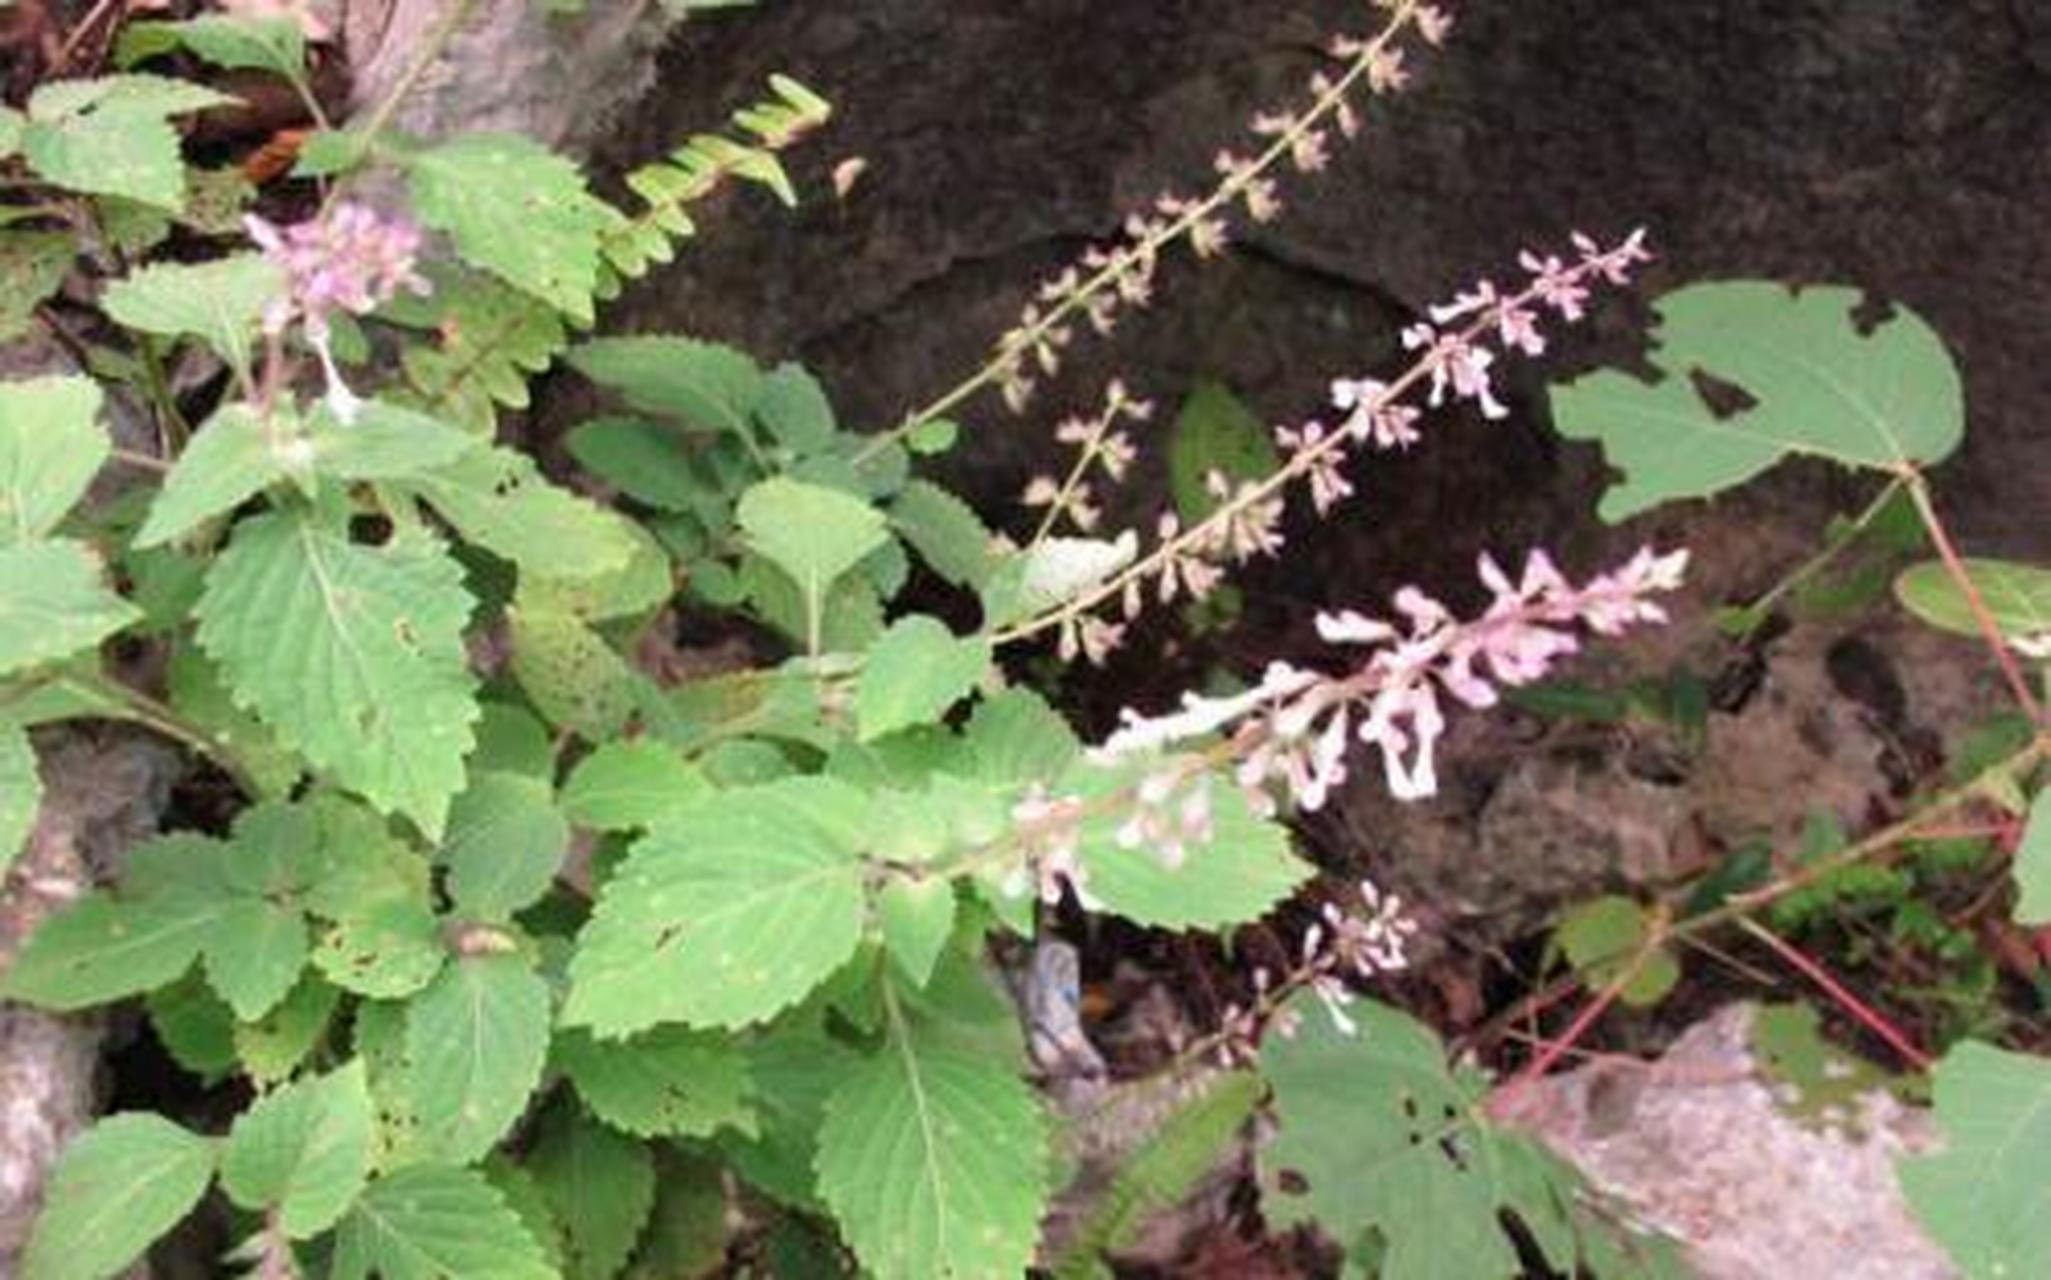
[1903,470,2045,726]
[1737,917,1932,1071]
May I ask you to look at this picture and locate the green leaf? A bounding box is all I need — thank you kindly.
[0,375,106,542]
[2013,791,2051,926]
[1167,379,1281,522]
[406,133,614,321]
[0,230,74,343]
[332,1164,556,1280]
[1072,767,1311,930]
[1550,283,1964,522]
[196,512,479,837]
[0,540,139,677]
[315,894,445,998]
[1748,1003,1904,1132]
[529,1106,656,1280]
[406,954,552,1164]
[148,15,305,78]
[444,771,568,921]
[564,781,867,1035]
[310,400,478,481]
[757,363,836,453]
[401,445,636,580]
[816,1014,1051,1279]
[204,896,309,1020]
[965,687,1080,785]
[856,614,990,742]
[20,1113,217,1280]
[234,973,340,1084]
[877,877,956,987]
[165,643,302,796]
[0,720,38,876]
[889,479,995,590]
[736,477,888,643]
[560,739,713,831]
[147,972,239,1080]
[624,1152,728,1280]
[1,892,208,1009]
[1261,996,1580,1279]
[135,402,283,547]
[1898,1040,2051,1278]
[100,253,282,368]
[1895,558,2051,645]
[484,1158,566,1272]
[22,75,234,209]
[1551,895,1680,1009]
[568,335,763,434]
[565,416,701,512]
[220,1060,373,1238]
[905,417,959,456]
[507,600,639,739]
[554,1025,755,1140]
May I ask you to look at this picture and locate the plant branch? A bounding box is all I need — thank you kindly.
[1900,468,2045,725]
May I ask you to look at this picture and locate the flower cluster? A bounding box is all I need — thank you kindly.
[1214,876,1422,1060]
[1017,229,1654,668]
[1098,544,1690,806]
[989,2,1450,413]
[247,202,430,421]
[1020,380,1153,537]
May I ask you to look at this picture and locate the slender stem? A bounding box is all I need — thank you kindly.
[1901,469,2046,725]
[1489,935,1659,1110]
[136,335,194,454]
[1729,476,1906,638]
[854,0,1422,463]
[109,447,170,475]
[1733,916,1932,1070]
[65,672,263,797]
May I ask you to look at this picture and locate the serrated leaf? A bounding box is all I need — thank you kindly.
[529,1106,656,1280]
[397,265,569,430]
[856,614,990,741]
[1895,558,2051,646]
[444,770,568,921]
[2014,791,2051,926]
[563,782,866,1034]
[20,1113,216,1280]
[965,687,1080,785]
[310,400,478,481]
[100,253,282,367]
[315,895,445,998]
[890,479,995,590]
[204,896,309,1019]
[407,133,614,321]
[1168,379,1280,522]
[472,701,557,777]
[1261,996,1579,1279]
[566,416,701,511]
[560,739,713,830]
[221,1060,373,1238]
[719,1022,857,1208]
[877,877,956,987]
[401,445,635,580]
[196,512,479,837]
[22,75,234,209]
[0,721,33,882]
[555,1025,754,1139]
[1898,1040,2051,1278]
[406,954,551,1164]
[332,1164,556,1280]
[484,1158,567,1272]
[0,540,139,677]
[1551,283,1964,522]
[1070,767,1310,930]
[234,973,340,1084]
[0,375,106,543]
[568,335,762,434]
[508,601,639,739]
[147,971,239,1080]
[625,1151,728,1280]
[1552,895,1679,1009]
[816,1018,1050,1279]
[1,891,207,1008]
[165,643,302,796]
[757,363,835,453]
[149,14,305,77]
[0,230,73,342]
[736,476,888,604]
[136,402,283,547]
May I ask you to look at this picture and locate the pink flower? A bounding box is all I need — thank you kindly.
[246,202,428,341]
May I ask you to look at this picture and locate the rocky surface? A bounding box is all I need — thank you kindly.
[1496,1002,1956,1280]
